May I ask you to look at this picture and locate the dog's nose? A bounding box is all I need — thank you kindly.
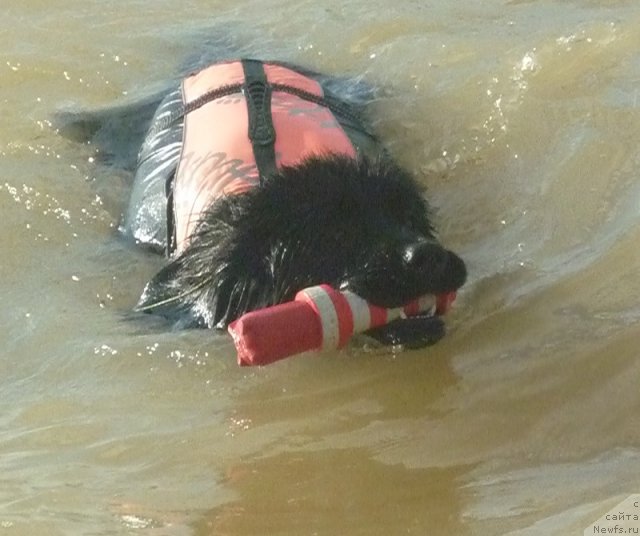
[402,240,447,272]
[403,240,467,291]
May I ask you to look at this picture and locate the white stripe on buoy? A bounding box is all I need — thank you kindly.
[302,286,340,350]
[414,294,436,316]
[386,306,405,322]
[342,290,372,333]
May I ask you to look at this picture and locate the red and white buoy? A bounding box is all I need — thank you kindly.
[228,284,456,366]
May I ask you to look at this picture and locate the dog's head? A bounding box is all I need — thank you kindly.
[137,155,466,344]
[339,219,466,309]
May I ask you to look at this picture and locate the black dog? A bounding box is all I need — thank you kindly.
[59,58,466,348]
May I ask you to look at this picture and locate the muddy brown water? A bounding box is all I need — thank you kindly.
[2,1,640,535]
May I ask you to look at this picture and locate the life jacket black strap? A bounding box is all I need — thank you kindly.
[147,65,375,147]
[241,59,277,181]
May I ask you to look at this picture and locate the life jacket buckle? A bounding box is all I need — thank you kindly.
[243,80,276,146]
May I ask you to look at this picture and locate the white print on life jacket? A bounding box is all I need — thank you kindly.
[172,150,258,252]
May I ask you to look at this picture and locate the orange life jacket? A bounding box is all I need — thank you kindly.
[171,60,358,253]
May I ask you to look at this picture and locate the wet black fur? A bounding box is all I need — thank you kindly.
[137,154,467,345]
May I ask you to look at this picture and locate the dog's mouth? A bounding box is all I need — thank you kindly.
[365,312,447,348]
[339,244,466,349]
